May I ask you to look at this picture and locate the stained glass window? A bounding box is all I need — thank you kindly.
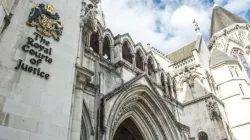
[231,49,250,78]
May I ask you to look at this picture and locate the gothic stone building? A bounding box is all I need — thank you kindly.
[0,0,250,140]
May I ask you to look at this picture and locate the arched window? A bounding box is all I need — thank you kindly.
[135,51,143,70]
[103,36,110,60]
[198,131,208,140]
[90,32,99,54]
[161,73,165,91]
[122,42,133,64]
[167,77,172,96]
[231,48,250,78]
[147,58,154,76]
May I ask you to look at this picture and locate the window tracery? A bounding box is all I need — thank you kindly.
[198,131,208,140]
[231,48,250,78]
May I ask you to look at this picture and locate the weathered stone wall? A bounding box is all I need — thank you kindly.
[0,0,81,140]
[180,99,227,140]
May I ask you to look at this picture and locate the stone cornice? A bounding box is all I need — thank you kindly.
[210,60,240,70]
[76,65,94,76]
[183,93,224,107]
[114,60,143,75]
[217,78,247,86]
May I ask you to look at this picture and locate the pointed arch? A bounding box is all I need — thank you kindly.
[121,34,135,48]
[102,29,114,45]
[81,98,94,140]
[105,85,182,140]
[146,53,158,70]
[135,43,146,59]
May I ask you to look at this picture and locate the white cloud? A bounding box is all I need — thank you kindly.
[101,0,249,54]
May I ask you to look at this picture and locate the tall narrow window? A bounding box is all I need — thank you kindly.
[239,84,245,96]
[135,51,143,70]
[122,42,133,64]
[90,32,99,54]
[232,49,250,78]
[229,68,234,77]
[103,37,110,60]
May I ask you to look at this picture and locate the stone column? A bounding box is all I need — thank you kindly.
[99,37,104,56]
[163,81,168,97]
[76,23,84,65]
[144,61,148,74]
[132,53,136,67]
[70,71,91,140]
[76,2,86,65]
[110,44,115,62]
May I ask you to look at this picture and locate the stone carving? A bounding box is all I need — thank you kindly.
[206,101,221,121]
[27,3,63,41]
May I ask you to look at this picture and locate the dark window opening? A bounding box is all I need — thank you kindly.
[103,36,110,60]
[161,74,165,91]
[90,32,99,54]
[147,59,154,76]
[122,42,133,64]
[136,51,143,71]
[167,77,172,96]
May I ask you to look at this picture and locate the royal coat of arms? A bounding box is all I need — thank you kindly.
[27,3,63,41]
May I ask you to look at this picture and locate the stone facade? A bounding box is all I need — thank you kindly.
[0,0,249,140]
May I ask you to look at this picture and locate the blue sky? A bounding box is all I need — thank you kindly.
[102,0,250,53]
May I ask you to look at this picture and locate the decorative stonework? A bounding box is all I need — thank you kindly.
[27,3,63,41]
[206,101,221,121]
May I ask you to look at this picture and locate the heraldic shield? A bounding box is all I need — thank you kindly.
[27,3,63,41]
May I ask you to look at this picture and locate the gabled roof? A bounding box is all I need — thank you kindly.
[165,41,196,63]
[210,6,248,38]
[210,48,238,67]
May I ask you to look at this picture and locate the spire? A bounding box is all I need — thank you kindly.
[193,19,201,35]
[213,2,218,8]
[210,6,248,38]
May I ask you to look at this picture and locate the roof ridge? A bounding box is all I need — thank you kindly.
[210,6,248,38]
[165,40,196,56]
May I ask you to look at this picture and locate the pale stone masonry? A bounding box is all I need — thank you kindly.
[0,0,250,140]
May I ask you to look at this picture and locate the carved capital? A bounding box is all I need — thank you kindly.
[75,65,94,89]
[206,101,221,121]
